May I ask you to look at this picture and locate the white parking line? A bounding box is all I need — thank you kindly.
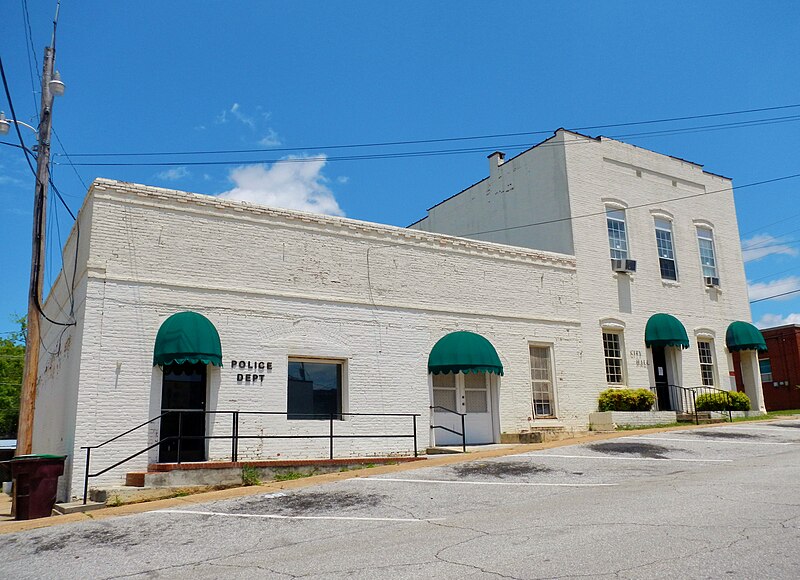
[357,478,617,487]
[625,436,793,446]
[723,426,799,432]
[516,453,732,463]
[154,509,437,523]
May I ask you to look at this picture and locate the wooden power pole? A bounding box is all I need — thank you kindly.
[16,45,58,456]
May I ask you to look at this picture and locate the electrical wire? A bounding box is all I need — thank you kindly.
[56,113,800,168]
[750,287,800,304]
[57,102,800,158]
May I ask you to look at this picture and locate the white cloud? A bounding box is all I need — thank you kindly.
[230,103,255,129]
[156,166,190,181]
[218,156,344,217]
[336,176,350,184]
[741,233,798,263]
[747,275,800,302]
[258,128,281,147]
[755,312,800,329]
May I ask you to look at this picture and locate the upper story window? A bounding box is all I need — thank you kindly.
[696,227,718,279]
[606,209,629,260]
[654,218,677,281]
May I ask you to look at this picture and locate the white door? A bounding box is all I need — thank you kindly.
[432,372,495,446]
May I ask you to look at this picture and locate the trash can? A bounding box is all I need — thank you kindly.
[7,454,66,520]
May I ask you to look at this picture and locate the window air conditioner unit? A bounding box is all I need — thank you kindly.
[611,259,637,273]
[704,276,720,288]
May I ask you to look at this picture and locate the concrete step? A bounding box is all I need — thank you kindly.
[426,447,463,455]
[53,500,106,515]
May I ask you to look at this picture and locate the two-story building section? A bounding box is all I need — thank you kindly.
[410,129,766,420]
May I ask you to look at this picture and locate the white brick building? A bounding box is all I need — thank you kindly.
[411,129,765,419]
[34,131,765,501]
[36,179,584,500]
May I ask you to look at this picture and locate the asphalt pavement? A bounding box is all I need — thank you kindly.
[2,420,800,579]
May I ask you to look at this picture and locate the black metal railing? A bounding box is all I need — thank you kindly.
[429,405,467,452]
[650,384,735,424]
[80,409,420,504]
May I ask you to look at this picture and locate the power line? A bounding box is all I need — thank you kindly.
[53,113,800,168]
[750,287,800,304]
[56,102,800,158]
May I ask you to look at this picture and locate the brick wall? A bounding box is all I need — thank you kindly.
[39,180,590,499]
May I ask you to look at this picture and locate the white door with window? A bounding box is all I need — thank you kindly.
[432,372,495,445]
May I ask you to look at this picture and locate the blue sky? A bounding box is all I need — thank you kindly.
[2,1,800,335]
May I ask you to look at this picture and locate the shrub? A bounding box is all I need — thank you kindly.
[695,391,750,412]
[598,388,655,412]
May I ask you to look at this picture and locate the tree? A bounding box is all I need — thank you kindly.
[0,316,25,439]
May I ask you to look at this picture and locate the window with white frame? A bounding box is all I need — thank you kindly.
[529,345,555,417]
[759,358,773,383]
[287,358,343,420]
[606,209,629,260]
[432,373,457,411]
[696,227,718,279]
[654,218,678,281]
[602,332,625,384]
[697,340,715,386]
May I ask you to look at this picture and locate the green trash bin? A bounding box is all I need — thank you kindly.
[7,454,66,520]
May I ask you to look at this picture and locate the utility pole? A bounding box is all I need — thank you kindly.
[16,45,58,456]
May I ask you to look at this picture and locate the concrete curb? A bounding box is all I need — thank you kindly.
[1,416,796,535]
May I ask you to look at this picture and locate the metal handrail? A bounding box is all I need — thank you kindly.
[650,384,736,424]
[429,405,467,453]
[81,409,421,504]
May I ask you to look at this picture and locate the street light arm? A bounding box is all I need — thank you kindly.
[0,112,38,136]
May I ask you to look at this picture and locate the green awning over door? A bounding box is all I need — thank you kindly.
[153,311,223,367]
[725,321,767,352]
[428,331,504,376]
[644,313,690,349]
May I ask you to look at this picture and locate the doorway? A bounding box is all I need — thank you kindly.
[159,363,207,463]
[431,372,496,445]
[651,346,672,411]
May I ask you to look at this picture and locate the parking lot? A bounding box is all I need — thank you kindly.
[3,420,800,579]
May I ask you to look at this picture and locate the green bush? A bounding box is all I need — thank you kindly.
[695,391,750,412]
[598,388,655,412]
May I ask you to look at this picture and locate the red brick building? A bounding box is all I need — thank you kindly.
[733,325,800,411]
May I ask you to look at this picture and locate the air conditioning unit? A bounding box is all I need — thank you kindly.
[611,259,637,273]
[704,276,720,288]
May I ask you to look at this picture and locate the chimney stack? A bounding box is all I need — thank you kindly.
[488,151,505,179]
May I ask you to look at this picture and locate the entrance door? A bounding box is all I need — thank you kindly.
[432,372,495,445]
[651,346,672,411]
[159,363,207,463]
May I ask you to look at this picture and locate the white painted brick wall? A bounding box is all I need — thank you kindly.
[412,130,755,415]
[39,180,588,499]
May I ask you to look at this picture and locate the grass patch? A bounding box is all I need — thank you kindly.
[616,422,681,431]
[273,471,311,482]
[241,465,261,486]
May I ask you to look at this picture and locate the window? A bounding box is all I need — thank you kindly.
[759,358,773,383]
[697,340,715,386]
[530,345,555,417]
[606,209,629,260]
[602,332,625,384]
[696,227,718,279]
[432,373,457,411]
[287,359,343,420]
[654,219,677,281]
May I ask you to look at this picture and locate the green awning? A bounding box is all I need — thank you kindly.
[428,331,503,375]
[645,313,690,349]
[726,321,767,352]
[153,311,222,367]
